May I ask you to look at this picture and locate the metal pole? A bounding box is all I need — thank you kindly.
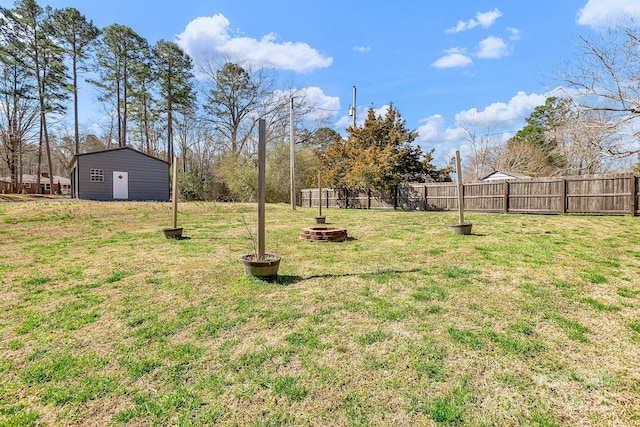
[290,96,296,210]
[171,155,178,229]
[258,119,266,260]
[455,150,464,225]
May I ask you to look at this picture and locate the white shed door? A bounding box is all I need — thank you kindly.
[113,171,129,199]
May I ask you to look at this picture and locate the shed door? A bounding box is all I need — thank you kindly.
[113,171,129,199]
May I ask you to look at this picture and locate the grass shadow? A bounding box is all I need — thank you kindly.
[272,267,422,286]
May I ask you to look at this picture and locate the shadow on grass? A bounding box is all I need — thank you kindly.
[271,267,423,286]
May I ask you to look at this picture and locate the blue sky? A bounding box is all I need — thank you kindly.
[13,0,640,164]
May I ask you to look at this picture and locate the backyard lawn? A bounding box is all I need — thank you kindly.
[1,201,639,426]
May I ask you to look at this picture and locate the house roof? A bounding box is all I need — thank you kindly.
[481,170,531,181]
[69,146,170,169]
[0,174,71,185]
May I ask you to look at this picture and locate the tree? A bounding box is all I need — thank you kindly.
[564,24,640,158]
[0,39,39,193]
[0,3,39,193]
[128,41,156,154]
[458,115,498,181]
[500,97,571,176]
[322,104,450,190]
[202,61,273,154]
[91,24,148,147]
[3,0,68,194]
[50,7,100,155]
[152,40,194,162]
[299,127,341,153]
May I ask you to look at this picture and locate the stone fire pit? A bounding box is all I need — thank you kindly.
[300,227,348,242]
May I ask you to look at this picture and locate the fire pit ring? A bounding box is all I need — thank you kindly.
[300,226,348,242]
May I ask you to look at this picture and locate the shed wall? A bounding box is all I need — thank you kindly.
[77,149,169,201]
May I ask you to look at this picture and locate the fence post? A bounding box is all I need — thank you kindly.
[631,173,637,217]
[561,178,567,214]
[345,188,349,209]
[394,186,398,210]
[367,188,371,209]
[326,189,329,209]
[423,185,427,211]
[503,181,509,214]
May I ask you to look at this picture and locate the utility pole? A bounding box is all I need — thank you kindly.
[289,96,296,210]
[349,85,357,128]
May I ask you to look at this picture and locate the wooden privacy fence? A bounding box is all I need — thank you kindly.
[299,173,640,216]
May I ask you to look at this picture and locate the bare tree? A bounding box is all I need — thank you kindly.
[564,24,640,158]
[458,116,498,181]
[550,108,615,175]
[200,59,275,155]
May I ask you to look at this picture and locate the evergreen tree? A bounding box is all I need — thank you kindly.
[91,24,148,147]
[152,40,195,162]
[0,2,39,193]
[322,104,450,190]
[3,0,68,194]
[50,7,100,155]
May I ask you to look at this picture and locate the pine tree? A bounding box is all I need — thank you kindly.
[91,24,148,147]
[50,7,100,155]
[152,40,195,162]
[4,0,68,194]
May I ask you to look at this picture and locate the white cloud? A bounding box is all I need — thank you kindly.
[416,91,549,158]
[445,8,502,34]
[432,48,473,68]
[272,86,340,125]
[476,36,509,59]
[296,87,341,122]
[176,14,332,73]
[334,104,390,131]
[454,91,547,128]
[353,46,371,53]
[577,0,640,28]
[507,27,521,41]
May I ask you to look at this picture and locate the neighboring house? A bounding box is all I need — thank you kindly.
[0,174,71,194]
[481,171,531,181]
[70,147,170,201]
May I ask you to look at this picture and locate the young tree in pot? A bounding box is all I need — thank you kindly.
[241,119,281,280]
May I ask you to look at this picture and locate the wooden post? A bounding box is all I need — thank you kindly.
[631,173,637,217]
[318,170,322,218]
[503,181,509,214]
[394,186,398,210]
[289,97,296,210]
[561,178,567,214]
[455,151,464,225]
[171,155,178,229]
[423,185,427,211]
[258,119,266,260]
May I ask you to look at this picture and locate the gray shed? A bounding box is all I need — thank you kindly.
[70,147,170,201]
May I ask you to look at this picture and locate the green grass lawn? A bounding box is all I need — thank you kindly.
[1,201,639,426]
